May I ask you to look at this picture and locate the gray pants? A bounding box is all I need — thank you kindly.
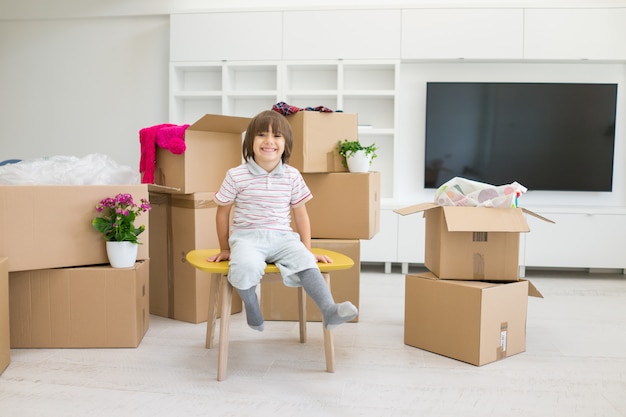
[227,229,318,289]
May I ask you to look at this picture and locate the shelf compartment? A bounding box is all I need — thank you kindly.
[225,96,279,117]
[171,97,222,124]
[286,64,338,91]
[172,65,222,92]
[363,133,395,200]
[343,97,395,130]
[344,64,396,90]
[226,65,278,91]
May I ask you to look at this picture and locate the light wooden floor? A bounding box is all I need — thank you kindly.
[1,265,625,417]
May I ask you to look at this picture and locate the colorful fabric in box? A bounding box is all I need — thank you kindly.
[272,101,337,116]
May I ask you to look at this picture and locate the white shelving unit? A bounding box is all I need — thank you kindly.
[170,62,280,122]
[170,60,399,200]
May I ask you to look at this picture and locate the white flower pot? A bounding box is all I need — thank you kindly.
[106,241,138,268]
[346,150,371,173]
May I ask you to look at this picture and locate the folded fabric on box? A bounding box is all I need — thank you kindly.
[139,123,189,184]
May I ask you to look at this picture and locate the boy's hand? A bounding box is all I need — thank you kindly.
[315,253,333,264]
[208,250,230,262]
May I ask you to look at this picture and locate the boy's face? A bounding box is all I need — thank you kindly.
[252,125,285,171]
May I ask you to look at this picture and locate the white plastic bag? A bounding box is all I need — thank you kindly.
[435,177,527,208]
[0,153,140,185]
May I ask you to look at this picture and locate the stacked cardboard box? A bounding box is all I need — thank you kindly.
[10,261,150,348]
[0,184,151,349]
[147,114,251,323]
[396,202,551,366]
[260,238,361,322]
[148,188,242,323]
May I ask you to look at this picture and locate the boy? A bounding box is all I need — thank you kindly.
[208,110,358,331]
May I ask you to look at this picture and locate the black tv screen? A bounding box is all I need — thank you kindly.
[424,82,618,192]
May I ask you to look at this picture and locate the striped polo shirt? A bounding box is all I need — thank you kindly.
[214,159,312,232]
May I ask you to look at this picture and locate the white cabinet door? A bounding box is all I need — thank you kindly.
[170,13,282,61]
[525,212,626,269]
[396,212,426,264]
[524,8,626,60]
[361,209,398,263]
[401,9,524,59]
[283,10,401,60]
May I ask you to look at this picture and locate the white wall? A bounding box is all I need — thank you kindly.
[1,0,625,173]
[0,16,169,170]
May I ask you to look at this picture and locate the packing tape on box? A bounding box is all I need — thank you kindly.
[473,253,485,280]
[170,197,218,210]
[149,192,171,205]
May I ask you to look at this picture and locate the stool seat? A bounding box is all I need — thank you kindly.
[185,248,354,275]
[185,248,354,381]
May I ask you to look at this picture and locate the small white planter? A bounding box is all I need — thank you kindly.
[106,241,138,268]
[346,150,372,173]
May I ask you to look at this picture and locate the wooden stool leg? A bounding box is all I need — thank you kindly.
[217,274,232,381]
[205,273,220,349]
[321,272,335,373]
[298,286,307,343]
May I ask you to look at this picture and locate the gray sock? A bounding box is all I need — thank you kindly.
[236,286,264,331]
[297,268,358,330]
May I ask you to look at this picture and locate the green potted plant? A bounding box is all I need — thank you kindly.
[92,193,151,268]
[337,139,378,172]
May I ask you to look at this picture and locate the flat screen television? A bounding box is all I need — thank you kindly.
[424,82,618,192]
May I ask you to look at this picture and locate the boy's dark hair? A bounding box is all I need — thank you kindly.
[243,110,293,163]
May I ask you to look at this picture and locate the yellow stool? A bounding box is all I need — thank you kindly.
[185,248,355,381]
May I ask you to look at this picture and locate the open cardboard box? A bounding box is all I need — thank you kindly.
[153,114,250,194]
[404,272,543,366]
[395,203,553,281]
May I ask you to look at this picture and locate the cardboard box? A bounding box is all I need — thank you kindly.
[260,239,360,322]
[404,272,543,366]
[148,190,242,323]
[0,258,9,374]
[300,172,380,239]
[286,111,358,173]
[154,114,250,193]
[0,184,149,272]
[9,261,150,348]
[395,203,553,281]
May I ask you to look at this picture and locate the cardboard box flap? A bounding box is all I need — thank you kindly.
[188,114,250,133]
[523,279,544,298]
[412,272,543,298]
[521,208,556,224]
[442,206,530,233]
[394,202,438,216]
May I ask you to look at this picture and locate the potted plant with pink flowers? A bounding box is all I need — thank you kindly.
[92,193,151,268]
